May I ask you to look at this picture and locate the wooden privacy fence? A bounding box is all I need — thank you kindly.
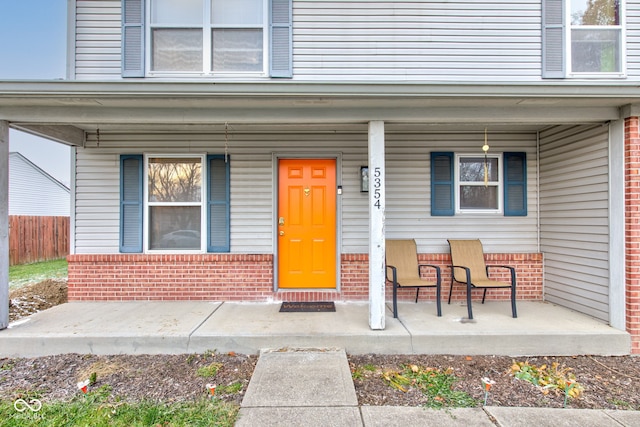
[9,215,70,266]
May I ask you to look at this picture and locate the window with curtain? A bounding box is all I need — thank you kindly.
[149,0,266,73]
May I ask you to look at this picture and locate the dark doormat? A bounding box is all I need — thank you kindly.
[279,301,336,312]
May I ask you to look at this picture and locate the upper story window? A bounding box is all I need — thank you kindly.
[542,0,624,78]
[122,0,292,78]
[149,0,266,75]
[570,0,622,74]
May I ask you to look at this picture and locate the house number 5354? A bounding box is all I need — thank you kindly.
[373,167,382,209]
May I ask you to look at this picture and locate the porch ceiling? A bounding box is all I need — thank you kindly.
[1,80,639,145]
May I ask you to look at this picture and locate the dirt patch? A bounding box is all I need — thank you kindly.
[8,279,67,322]
[349,354,640,410]
[0,352,639,410]
[0,353,257,406]
[2,281,640,409]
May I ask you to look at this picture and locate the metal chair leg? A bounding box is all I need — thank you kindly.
[466,281,473,319]
[393,283,398,318]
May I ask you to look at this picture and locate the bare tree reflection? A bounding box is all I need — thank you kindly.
[148,158,202,202]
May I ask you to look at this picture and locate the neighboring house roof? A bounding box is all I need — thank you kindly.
[9,151,70,216]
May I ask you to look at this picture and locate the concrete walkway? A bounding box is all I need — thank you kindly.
[0,300,630,357]
[1,303,639,426]
[235,349,640,427]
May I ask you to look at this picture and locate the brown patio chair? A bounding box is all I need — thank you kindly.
[385,239,442,318]
[447,239,517,320]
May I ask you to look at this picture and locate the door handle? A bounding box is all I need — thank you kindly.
[279,231,285,236]
[279,217,285,226]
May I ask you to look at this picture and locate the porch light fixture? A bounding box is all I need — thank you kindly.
[483,128,490,187]
[360,166,369,192]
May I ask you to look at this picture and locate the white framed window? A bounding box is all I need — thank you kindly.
[144,154,206,251]
[569,0,623,75]
[455,154,502,213]
[148,0,268,75]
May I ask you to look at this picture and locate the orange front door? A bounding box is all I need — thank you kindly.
[278,159,336,289]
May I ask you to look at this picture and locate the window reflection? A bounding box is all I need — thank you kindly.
[148,157,202,203]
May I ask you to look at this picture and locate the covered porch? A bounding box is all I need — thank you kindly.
[0,300,629,357]
[1,80,640,354]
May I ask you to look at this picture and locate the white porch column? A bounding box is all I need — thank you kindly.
[0,121,8,330]
[368,120,386,330]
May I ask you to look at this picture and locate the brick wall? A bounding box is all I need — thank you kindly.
[625,117,640,354]
[68,252,543,303]
[67,254,274,301]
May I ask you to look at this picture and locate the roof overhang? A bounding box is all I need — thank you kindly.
[1,80,639,145]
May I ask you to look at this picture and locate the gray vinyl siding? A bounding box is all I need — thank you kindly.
[294,0,542,81]
[539,124,609,322]
[628,0,640,76]
[74,151,121,253]
[384,130,539,254]
[74,0,122,80]
[73,129,538,255]
[72,0,640,81]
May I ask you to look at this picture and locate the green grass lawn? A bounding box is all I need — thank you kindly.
[1,387,238,426]
[8,259,68,290]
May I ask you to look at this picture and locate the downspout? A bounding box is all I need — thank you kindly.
[66,0,77,81]
[0,121,8,330]
[536,130,544,300]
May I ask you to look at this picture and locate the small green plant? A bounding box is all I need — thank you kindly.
[351,367,364,380]
[352,363,378,380]
[88,372,97,386]
[510,360,583,405]
[608,398,635,409]
[1,362,15,371]
[217,382,243,395]
[203,349,217,359]
[382,364,477,409]
[197,362,224,378]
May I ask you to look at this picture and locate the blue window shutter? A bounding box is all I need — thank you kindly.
[504,152,527,216]
[122,0,145,77]
[270,0,292,78]
[208,155,230,252]
[431,152,454,216]
[542,0,565,78]
[120,155,143,252]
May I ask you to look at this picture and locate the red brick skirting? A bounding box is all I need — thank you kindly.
[67,252,543,303]
[67,254,274,301]
[625,117,640,354]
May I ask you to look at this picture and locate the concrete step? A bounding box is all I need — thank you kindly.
[236,348,361,426]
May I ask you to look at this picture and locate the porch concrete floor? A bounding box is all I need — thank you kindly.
[0,301,630,357]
